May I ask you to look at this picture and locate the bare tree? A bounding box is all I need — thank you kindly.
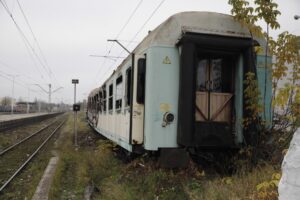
[0,96,12,106]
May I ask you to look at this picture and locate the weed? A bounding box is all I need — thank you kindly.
[50,112,281,200]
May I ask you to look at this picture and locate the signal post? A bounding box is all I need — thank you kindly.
[72,79,80,146]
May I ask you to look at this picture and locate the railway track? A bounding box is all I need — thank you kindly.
[0,112,63,132]
[0,116,66,193]
[0,115,62,153]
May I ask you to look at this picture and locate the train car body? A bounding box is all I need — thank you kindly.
[87,12,272,153]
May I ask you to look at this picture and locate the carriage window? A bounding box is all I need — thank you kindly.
[211,59,222,92]
[125,67,132,107]
[196,56,234,93]
[96,94,100,112]
[99,91,102,113]
[92,97,94,110]
[196,60,208,91]
[103,86,107,112]
[115,75,123,111]
[108,84,113,111]
[137,58,146,104]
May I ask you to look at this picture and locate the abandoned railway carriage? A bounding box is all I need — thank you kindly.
[87,12,272,155]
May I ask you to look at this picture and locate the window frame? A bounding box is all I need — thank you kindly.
[115,75,123,112]
[102,85,107,113]
[125,67,132,108]
[108,83,113,112]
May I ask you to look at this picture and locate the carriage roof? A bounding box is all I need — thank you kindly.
[98,11,267,90]
[88,87,100,99]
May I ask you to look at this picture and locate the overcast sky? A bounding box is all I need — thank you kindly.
[0,0,299,104]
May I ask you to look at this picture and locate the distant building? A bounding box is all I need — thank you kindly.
[16,102,38,113]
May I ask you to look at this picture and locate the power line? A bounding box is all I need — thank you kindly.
[0,70,24,87]
[0,0,52,81]
[115,0,144,39]
[0,31,47,83]
[128,0,166,45]
[7,31,48,84]
[115,0,167,59]
[16,0,48,67]
[116,0,166,59]
[0,59,46,85]
[1,0,8,10]
[91,0,144,85]
[108,0,144,55]
[16,0,59,85]
[0,72,44,97]
[95,0,167,86]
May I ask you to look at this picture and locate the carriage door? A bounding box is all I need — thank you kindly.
[195,57,234,145]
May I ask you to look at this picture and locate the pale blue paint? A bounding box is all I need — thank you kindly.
[234,55,244,144]
[256,55,273,127]
[144,46,180,150]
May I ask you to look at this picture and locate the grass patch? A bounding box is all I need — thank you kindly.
[0,117,64,199]
[0,116,60,150]
[50,113,280,200]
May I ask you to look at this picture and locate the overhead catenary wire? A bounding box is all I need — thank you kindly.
[96,0,167,86]
[16,0,60,85]
[115,0,144,40]
[10,4,49,84]
[0,0,52,82]
[0,71,45,97]
[1,0,8,10]
[128,0,166,46]
[91,0,144,85]
[0,74,44,96]
[2,32,49,85]
[16,0,50,70]
[0,59,45,85]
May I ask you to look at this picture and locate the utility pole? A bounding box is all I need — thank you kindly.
[11,76,15,115]
[27,86,30,113]
[7,74,19,115]
[38,100,41,113]
[48,84,51,111]
[34,84,63,112]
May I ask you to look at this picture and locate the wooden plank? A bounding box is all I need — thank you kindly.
[195,92,208,121]
[210,93,232,122]
[195,105,208,121]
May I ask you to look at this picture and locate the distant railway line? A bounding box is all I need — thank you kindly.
[0,112,63,132]
[0,116,66,192]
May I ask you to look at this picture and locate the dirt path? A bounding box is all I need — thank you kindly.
[32,117,67,199]
[32,157,59,200]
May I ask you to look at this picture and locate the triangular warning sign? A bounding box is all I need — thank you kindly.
[163,56,171,64]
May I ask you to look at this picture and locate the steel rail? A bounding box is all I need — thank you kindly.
[0,120,66,192]
[0,118,60,156]
[0,112,63,132]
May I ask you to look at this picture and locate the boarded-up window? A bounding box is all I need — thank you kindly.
[103,85,107,112]
[125,67,132,107]
[108,84,113,111]
[115,75,123,110]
